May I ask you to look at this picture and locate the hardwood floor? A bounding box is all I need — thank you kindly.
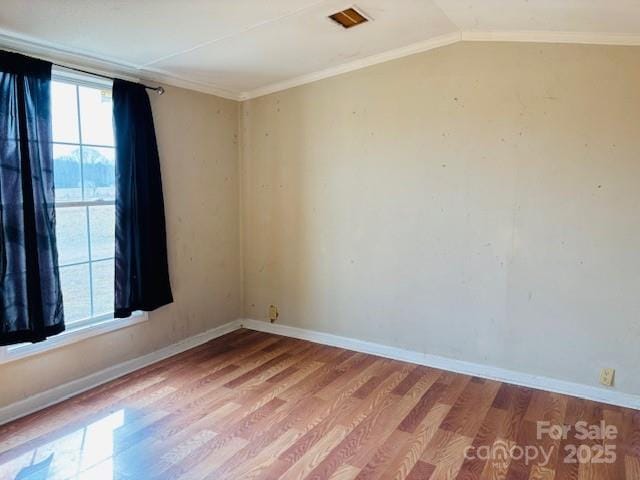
[0,329,638,479]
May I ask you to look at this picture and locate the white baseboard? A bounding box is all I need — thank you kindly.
[241,319,640,410]
[3,317,637,426]
[0,319,242,426]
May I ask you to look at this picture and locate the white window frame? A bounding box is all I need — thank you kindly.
[0,68,148,365]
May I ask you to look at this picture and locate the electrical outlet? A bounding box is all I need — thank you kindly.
[269,304,279,323]
[599,368,615,387]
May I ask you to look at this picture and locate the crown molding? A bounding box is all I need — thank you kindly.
[137,67,243,101]
[240,30,640,100]
[3,27,640,103]
[238,31,462,100]
[0,31,141,80]
[0,30,242,101]
[461,30,640,46]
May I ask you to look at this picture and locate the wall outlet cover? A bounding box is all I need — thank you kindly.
[269,305,279,323]
[599,368,615,387]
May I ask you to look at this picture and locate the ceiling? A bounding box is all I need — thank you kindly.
[1,0,639,100]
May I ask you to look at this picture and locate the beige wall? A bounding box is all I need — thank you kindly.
[0,84,241,408]
[241,42,640,396]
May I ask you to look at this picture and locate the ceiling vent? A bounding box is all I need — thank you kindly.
[329,7,369,29]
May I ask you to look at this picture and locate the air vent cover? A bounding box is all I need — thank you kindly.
[329,7,369,29]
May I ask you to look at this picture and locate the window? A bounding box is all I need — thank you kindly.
[52,72,116,328]
[0,69,146,363]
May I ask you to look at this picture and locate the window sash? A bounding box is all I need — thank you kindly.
[56,200,115,312]
[53,140,115,149]
[56,200,115,208]
[59,257,114,269]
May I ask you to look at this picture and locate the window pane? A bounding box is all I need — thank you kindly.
[91,260,114,316]
[79,85,114,146]
[55,207,89,265]
[89,205,115,260]
[60,264,91,323]
[82,147,115,201]
[52,82,79,143]
[53,144,82,202]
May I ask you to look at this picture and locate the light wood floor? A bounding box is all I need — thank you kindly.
[0,329,638,479]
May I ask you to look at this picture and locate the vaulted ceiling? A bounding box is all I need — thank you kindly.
[1,0,639,100]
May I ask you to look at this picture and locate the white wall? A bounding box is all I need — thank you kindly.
[241,42,640,396]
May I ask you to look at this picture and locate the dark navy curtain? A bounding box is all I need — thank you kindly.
[0,50,64,345]
[113,79,172,318]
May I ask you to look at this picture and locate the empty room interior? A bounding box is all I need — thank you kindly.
[1,1,639,479]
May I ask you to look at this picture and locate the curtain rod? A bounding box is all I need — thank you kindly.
[52,63,165,95]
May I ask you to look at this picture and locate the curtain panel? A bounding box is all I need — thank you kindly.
[0,50,64,345]
[113,79,173,318]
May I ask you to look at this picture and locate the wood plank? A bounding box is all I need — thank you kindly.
[439,379,502,438]
[420,428,474,479]
[379,402,450,480]
[406,460,436,480]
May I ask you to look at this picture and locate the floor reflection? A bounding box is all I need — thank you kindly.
[2,409,126,480]
[15,454,53,479]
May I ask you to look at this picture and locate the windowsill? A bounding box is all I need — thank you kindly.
[0,312,148,364]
